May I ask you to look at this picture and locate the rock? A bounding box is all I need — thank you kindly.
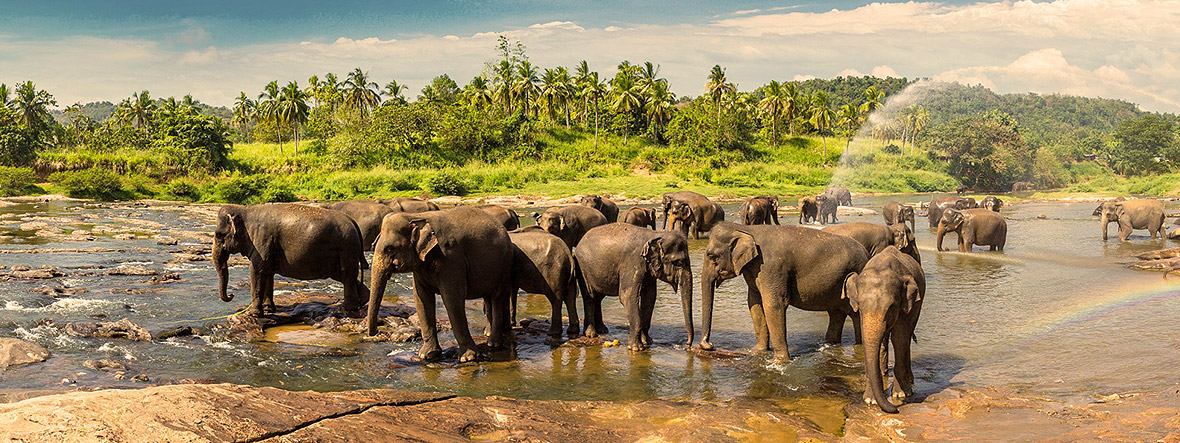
[83,359,126,372]
[112,233,137,240]
[64,318,153,341]
[30,285,88,297]
[3,266,65,279]
[154,326,198,340]
[131,374,150,382]
[144,273,184,284]
[1037,214,1048,219]
[105,265,158,276]
[154,236,179,245]
[0,338,50,371]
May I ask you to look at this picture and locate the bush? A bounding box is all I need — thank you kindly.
[0,126,36,166]
[0,166,37,196]
[426,170,468,196]
[165,178,201,200]
[883,144,901,155]
[209,174,295,204]
[48,169,124,200]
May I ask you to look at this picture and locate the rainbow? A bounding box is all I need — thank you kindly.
[1020,279,1180,336]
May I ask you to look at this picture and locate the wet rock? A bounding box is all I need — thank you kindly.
[64,318,152,341]
[19,221,60,232]
[83,359,126,372]
[144,273,184,284]
[110,288,153,295]
[131,374,150,382]
[3,266,65,279]
[106,265,158,276]
[0,338,50,371]
[30,285,88,297]
[112,233,137,240]
[1037,213,1049,219]
[154,326,198,340]
[154,236,179,245]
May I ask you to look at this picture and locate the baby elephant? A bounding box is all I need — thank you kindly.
[620,207,657,229]
[740,195,780,225]
[580,194,619,223]
[574,223,694,351]
[843,245,925,414]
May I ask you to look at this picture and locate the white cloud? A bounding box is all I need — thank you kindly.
[837,68,864,77]
[0,0,1178,112]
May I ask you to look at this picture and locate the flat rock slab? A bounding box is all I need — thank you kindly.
[0,338,50,371]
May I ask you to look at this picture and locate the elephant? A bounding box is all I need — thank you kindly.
[740,195,780,225]
[824,221,920,263]
[380,197,440,213]
[662,191,724,237]
[1092,197,1126,216]
[665,202,693,237]
[798,196,819,224]
[666,199,725,239]
[927,196,972,228]
[699,222,869,362]
[936,208,1008,252]
[580,194,619,223]
[1099,198,1166,241]
[620,207,657,229]
[817,193,839,224]
[956,185,969,195]
[322,200,394,250]
[508,229,579,340]
[824,186,853,206]
[534,205,609,248]
[842,245,925,414]
[214,204,369,317]
[367,207,513,362]
[475,204,521,231]
[882,201,916,234]
[574,223,694,351]
[960,197,979,209]
[980,196,1004,212]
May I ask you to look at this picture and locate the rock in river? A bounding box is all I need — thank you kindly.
[0,338,50,371]
[65,318,153,341]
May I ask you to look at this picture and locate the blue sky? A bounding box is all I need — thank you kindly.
[1,1,1178,112]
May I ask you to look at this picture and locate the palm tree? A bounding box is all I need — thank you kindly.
[582,72,608,149]
[556,66,575,127]
[611,73,642,144]
[305,75,322,108]
[644,80,673,143]
[493,60,515,114]
[0,83,10,109]
[705,65,735,127]
[514,60,540,117]
[759,80,788,147]
[257,81,285,152]
[837,103,861,148]
[540,68,568,124]
[464,76,493,109]
[233,92,256,142]
[276,81,310,154]
[322,73,342,113]
[383,79,408,104]
[861,86,885,146]
[809,91,836,158]
[12,81,57,133]
[127,90,154,132]
[575,61,591,124]
[343,68,381,117]
[783,82,800,135]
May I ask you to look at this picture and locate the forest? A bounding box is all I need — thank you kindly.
[1,37,1178,202]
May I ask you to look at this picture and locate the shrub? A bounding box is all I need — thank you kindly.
[883,144,901,155]
[0,166,37,196]
[165,178,201,200]
[48,169,124,200]
[426,170,468,196]
[209,174,297,204]
[0,126,36,166]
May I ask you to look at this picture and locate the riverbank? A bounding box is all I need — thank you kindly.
[0,381,1175,442]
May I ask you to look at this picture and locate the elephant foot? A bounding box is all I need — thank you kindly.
[697,340,715,351]
[771,352,791,364]
[892,385,912,399]
[640,332,652,346]
[457,347,479,363]
[418,345,442,362]
[340,305,363,318]
[750,345,770,354]
[566,326,580,337]
[247,306,264,317]
[545,334,563,346]
[627,341,648,352]
[863,390,877,405]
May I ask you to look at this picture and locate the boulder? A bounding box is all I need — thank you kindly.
[65,318,152,342]
[0,338,50,371]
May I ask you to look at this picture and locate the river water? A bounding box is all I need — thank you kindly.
[1,196,1178,409]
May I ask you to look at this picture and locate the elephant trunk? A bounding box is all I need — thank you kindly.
[862,317,898,413]
[908,217,916,236]
[676,267,694,348]
[366,258,394,336]
[214,247,232,302]
[935,221,948,252]
[699,264,717,350]
[1100,214,1109,240]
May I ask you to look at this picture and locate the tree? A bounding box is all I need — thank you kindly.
[540,68,566,124]
[837,103,861,148]
[705,65,735,127]
[575,60,591,124]
[783,82,800,135]
[1102,114,1179,175]
[0,83,10,109]
[343,68,381,117]
[809,91,836,157]
[12,81,57,135]
[514,61,540,117]
[582,72,608,149]
[418,74,459,105]
[759,80,788,146]
[232,92,256,142]
[275,81,310,154]
[644,80,674,143]
[463,76,493,109]
[257,81,283,152]
[306,75,323,108]
[611,69,642,144]
[926,110,1034,189]
[493,60,516,114]
[383,79,408,104]
[861,86,885,145]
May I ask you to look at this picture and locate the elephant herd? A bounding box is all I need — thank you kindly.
[210,189,1172,414]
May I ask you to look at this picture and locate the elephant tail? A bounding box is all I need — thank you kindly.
[350,220,370,270]
[573,256,589,307]
[911,332,918,343]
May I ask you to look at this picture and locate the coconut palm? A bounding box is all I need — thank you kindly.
[582,72,608,149]
[514,61,540,117]
[611,73,642,144]
[383,79,408,105]
[705,65,735,127]
[782,82,801,135]
[257,81,284,152]
[233,92,256,142]
[464,76,493,109]
[11,81,56,133]
[809,91,836,158]
[305,75,322,108]
[837,103,862,148]
[861,86,885,146]
[539,68,564,123]
[276,81,310,154]
[575,60,591,124]
[0,83,10,109]
[343,68,381,117]
[493,60,515,114]
[759,80,788,147]
[644,80,674,143]
[126,90,154,132]
[908,106,929,155]
[321,73,342,112]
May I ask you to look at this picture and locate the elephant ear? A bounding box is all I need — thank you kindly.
[532,211,542,222]
[410,219,438,261]
[902,275,921,313]
[642,237,665,272]
[1114,203,1126,218]
[842,273,860,312]
[730,230,759,273]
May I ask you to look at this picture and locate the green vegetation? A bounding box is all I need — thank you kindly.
[0,166,38,196]
[2,36,1179,203]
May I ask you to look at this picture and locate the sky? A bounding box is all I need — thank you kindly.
[1,0,1178,112]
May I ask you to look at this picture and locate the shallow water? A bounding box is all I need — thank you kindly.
[1,197,1178,407]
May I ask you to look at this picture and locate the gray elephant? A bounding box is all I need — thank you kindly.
[367,207,513,362]
[1099,198,1166,241]
[824,186,853,206]
[580,194,619,223]
[662,191,705,229]
[980,196,1004,212]
[936,208,1007,252]
[700,222,869,362]
[476,204,521,231]
[322,200,394,250]
[956,185,969,195]
[214,204,369,317]
[927,196,971,228]
[662,191,724,237]
[534,205,609,248]
[817,193,839,224]
[508,229,579,340]
[798,196,819,224]
[380,197,440,213]
[882,201,916,234]
[740,195,780,225]
[844,245,925,413]
[574,223,694,351]
[1092,197,1126,216]
[824,221,920,263]
[620,207,657,229]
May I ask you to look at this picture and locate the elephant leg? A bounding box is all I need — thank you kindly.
[562,283,580,337]
[891,322,915,399]
[825,310,847,344]
[413,285,442,361]
[511,291,518,327]
[761,287,790,363]
[879,330,891,380]
[487,287,511,349]
[440,292,479,363]
[583,290,606,337]
[248,266,266,316]
[547,290,563,339]
[338,274,362,316]
[263,272,277,313]
[851,313,863,345]
[747,286,770,353]
[622,284,645,351]
[638,281,657,347]
[595,293,608,335]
